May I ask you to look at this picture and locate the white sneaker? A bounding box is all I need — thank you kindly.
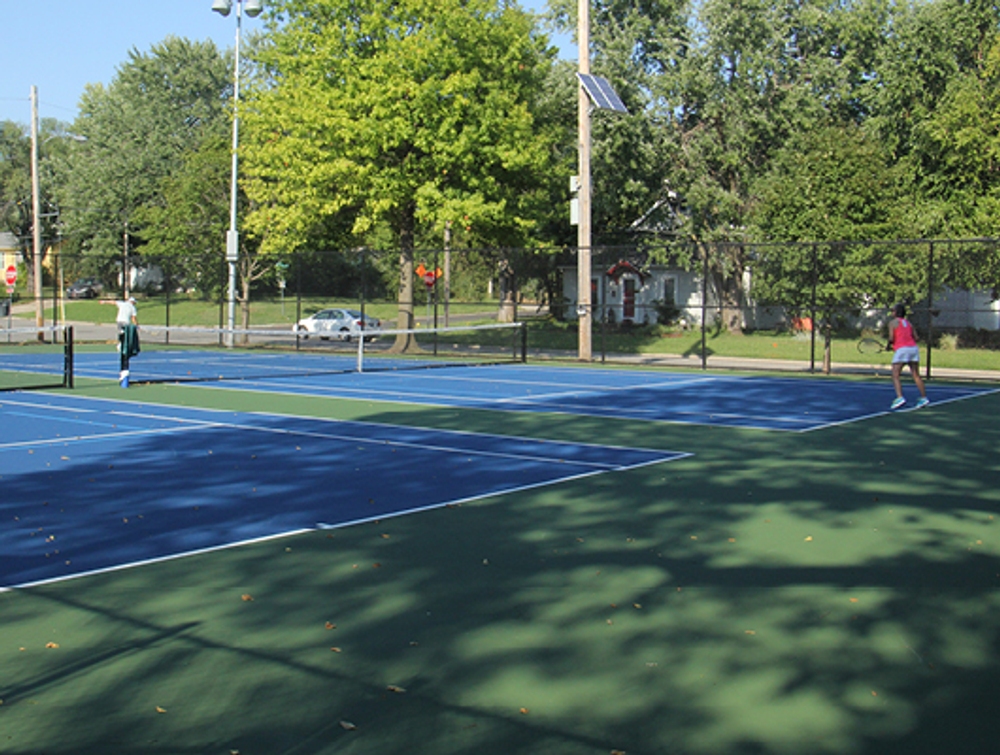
[891,397,906,410]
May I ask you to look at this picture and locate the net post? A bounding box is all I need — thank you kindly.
[356,333,364,373]
[519,321,527,363]
[64,326,74,388]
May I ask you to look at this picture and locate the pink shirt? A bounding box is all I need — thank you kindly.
[892,318,917,349]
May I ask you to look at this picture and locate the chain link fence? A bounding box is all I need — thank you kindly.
[8,238,1000,378]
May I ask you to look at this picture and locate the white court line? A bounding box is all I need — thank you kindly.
[108,409,654,470]
[1,528,314,592]
[0,424,212,451]
[798,386,1000,433]
[2,448,693,593]
[3,397,678,471]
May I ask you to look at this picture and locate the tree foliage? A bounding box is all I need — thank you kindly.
[243,0,561,334]
[58,37,231,270]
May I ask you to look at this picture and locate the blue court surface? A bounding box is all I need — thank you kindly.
[74,351,998,431]
[0,393,684,589]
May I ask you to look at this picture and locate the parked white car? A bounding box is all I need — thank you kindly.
[294,308,381,342]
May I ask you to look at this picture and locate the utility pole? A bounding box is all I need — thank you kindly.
[30,85,43,339]
[577,0,592,361]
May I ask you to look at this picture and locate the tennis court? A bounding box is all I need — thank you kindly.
[2,350,999,755]
[1,391,681,589]
[72,344,993,430]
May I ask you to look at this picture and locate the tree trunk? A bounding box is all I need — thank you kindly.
[391,204,420,352]
[497,257,517,323]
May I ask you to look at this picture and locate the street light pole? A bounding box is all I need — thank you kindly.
[30,85,43,339]
[577,0,592,361]
[213,0,263,345]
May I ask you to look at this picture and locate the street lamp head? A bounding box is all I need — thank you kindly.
[212,0,232,17]
[244,0,265,17]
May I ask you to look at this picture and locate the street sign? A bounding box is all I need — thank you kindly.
[4,265,16,287]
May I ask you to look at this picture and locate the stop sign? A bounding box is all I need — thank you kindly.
[4,265,16,287]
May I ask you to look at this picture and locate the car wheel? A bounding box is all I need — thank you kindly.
[296,325,309,340]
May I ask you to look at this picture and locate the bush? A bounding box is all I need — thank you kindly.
[937,332,959,351]
[652,298,681,325]
[957,328,1000,351]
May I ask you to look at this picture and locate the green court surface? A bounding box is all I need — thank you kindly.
[2,377,999,755]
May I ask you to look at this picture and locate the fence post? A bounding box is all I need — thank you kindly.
[809,243,817,373]
[295,249,302,350]
[925,242,934,380]
[701,244,708,370]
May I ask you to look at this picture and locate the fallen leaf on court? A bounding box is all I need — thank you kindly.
[849,598,859,603]
[387,685,406,693]
[330,647,342,652]
[372,562,382,568]
[156,706,167,713]
[804,536,813,542]
[339,720,357,730]
[744,630,756,635]
[690,535,698,540]
[381,533,390,539]
[241,594,253,602]
[871,690,878,697]
[633,603,642,609]
[519,707,529,715]
[45,642,59,649]
[728,537,736,543]
[612,750,626,755]
[325,622,336,630]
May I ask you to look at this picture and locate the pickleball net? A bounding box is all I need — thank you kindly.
[0,326,74,391]
[121,321,528,384]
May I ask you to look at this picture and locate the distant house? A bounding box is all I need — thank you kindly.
[561,260,708,326]
[1,232,19,266]
[561,260,1000,331]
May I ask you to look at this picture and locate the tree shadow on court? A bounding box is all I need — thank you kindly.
[1,389,999,754]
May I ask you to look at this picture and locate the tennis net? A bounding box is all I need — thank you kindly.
[117,321,527,384]
[0,326,74,391]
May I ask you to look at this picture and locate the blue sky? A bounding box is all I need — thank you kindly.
[0,0,573,126]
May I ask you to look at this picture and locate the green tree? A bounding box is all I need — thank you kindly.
[243,0,559,344]
[1,118,81,292]
[748,122,914,369]
[134,135,231,297]
[58,37,231,292]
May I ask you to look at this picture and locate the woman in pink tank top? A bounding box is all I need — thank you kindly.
[887,304,928,410]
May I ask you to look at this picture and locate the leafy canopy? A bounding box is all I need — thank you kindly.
[242,0,559,254]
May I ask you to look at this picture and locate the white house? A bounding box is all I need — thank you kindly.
[561,261,707,325]
[561,260,999,331]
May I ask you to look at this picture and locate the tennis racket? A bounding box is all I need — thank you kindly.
[857,337,889,355]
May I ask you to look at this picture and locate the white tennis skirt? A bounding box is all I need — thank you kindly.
[892,346,920,364]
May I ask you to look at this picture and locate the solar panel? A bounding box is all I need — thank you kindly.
[577,74,628,114]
